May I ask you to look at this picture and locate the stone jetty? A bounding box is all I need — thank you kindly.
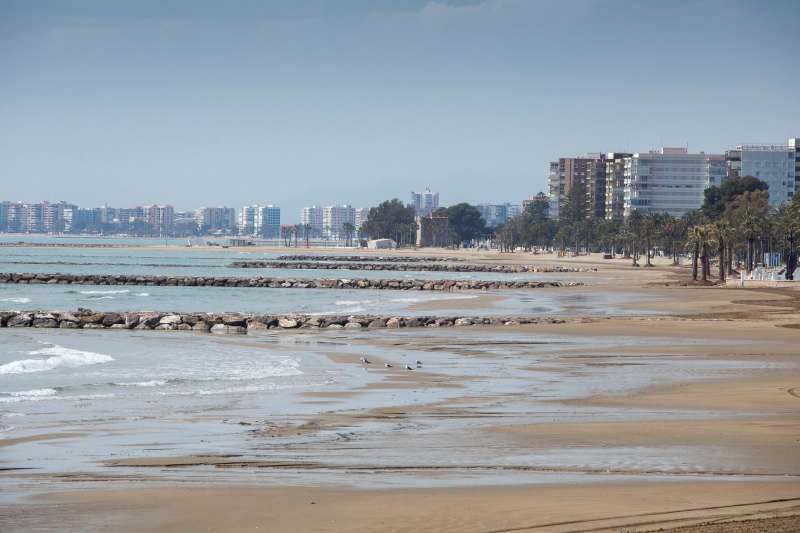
[0,272,583,291]
[230,260,595,274]
[0,309,566,333]
[276,255,465,263]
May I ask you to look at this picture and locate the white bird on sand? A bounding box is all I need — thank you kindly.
[405,364,414,371]
[384,363,392,368]
[360,356,371,364]
[415,360,423,367]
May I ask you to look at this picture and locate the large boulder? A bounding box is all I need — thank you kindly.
[210,324,246,335]
[454,317,474,327]
[386,317,402,329]
[159,314,183,326]
[7,314,32,327]
[222,315,247,327]
[344,321,362,329]
[278,317,299,329]
[32,314,58,328]
[102,313,124,326]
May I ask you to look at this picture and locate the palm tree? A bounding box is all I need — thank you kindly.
[303,223,312,248]
[686,226,700,281]
[342,222,355,247]
[713,220,734,282]
[626,210,644,266]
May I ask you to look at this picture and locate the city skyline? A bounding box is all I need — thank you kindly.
[2,0,798,217]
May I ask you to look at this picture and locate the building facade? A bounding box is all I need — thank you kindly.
[547,155,607,221]
[322,205,356,240]
[475,203,522,228]
[239,205,280,237]
[604,152,632,221]
[354,207,370,233]
[731,139,797,207]
[198,207,236,232]
[623,148,726,218]
[411,189,439,217]
[141,205,174,233]
[301,206,324,237]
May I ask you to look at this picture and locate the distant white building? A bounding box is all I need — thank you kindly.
[475,203,521,228]
[355,207,370,232]
[301,206,324,237]
[239,205,280,238]
[322,205,355,239]
[624,148,726,218]
[411,188,439,217]
[196,207,236,232]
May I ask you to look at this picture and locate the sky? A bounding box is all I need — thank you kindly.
[2,0,799,222]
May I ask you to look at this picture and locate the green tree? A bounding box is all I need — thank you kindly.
[361,199,416,244]
[702,176,769,220]
[439,203,486,247]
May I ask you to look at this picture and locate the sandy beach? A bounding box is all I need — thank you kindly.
[1,250,798,532]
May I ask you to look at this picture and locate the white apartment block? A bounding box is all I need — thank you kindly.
[355,207,370,231]
[239,205,280,237]
[623,148,725,218]
[322,205,355,239]
[301,206,324,236]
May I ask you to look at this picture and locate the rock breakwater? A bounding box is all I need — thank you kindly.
[231,261,595,274]
[276,255,464,263]
[0,309,565,333]
[0,272,583,291]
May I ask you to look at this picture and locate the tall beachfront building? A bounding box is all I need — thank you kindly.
[354,207,370,232]
[322,205,356,239]
[604,153,632,221]
[547,154,606,221]
[301,206,324,237]
[238,205,280,238]
[726,138,797,207]
[411,189,439,217]
[197,207,236,232]
[623,148,725,218]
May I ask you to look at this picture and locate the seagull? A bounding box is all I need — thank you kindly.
[415,360,423,367]
[384,363,392,368]
[405,364,414,371]
[359,356,371,364]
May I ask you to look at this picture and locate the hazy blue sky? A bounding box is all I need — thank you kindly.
[2,0,798,221]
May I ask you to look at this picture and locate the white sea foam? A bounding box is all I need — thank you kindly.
[335,299,370,306]
[134,292,150,297]
[0,391,113,403]
[87,296,114,300]
[0,297,31,304]
[0,344,114,375]
[79,289,130,295]
[6,388,59,397]
[114,380,166,387]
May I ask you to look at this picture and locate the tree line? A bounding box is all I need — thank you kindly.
[495,176,799,281]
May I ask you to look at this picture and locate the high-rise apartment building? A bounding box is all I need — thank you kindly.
[322,205,355,239]
[141,205,175,233]
[623,148,726,218]
[355,207,370,232]
[547,155,607,220]
[239,205,280,237]
[411,189,439,217]
[301,206,324,237]
[727,138,797,207]
[604,152,632,221]
[197,207,236,232]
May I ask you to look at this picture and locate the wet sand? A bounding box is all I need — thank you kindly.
[1,253,799,531]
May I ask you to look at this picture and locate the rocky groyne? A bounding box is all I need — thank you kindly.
[230,261,595,274]
[276,255,464,263]
[0,272,582,291]
[0,309,565,333]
